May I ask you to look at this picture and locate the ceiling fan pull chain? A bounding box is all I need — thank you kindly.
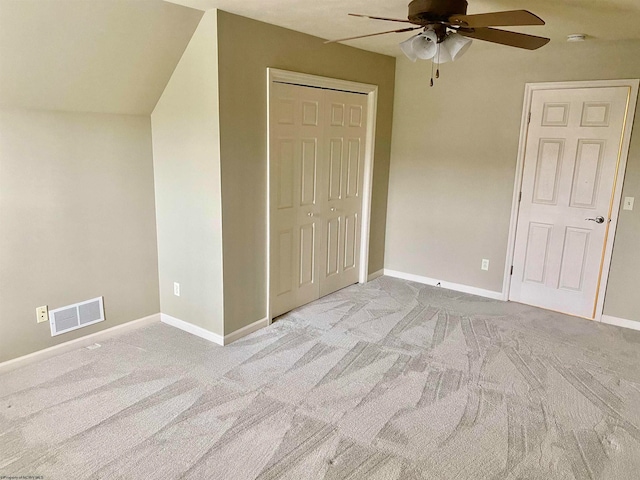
[430,60,435,87]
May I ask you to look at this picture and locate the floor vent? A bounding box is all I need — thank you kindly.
[50,297,105,336]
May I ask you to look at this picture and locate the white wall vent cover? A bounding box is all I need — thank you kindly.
[49,297,105,336]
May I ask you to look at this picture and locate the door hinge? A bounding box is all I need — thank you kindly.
[510,265,514,276]
[527,112,531,124]
[518,191,522,203]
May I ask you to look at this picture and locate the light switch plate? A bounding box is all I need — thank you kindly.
[623,197,634,211]
[174,282,180,297]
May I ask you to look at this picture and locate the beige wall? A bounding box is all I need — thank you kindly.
[0,108,160,362]
[605,102,640,321]
[217,11,396,333]
[386,40,640,321]
[151,10,224,335]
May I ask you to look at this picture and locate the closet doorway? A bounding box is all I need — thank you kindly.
[267,69,378,319]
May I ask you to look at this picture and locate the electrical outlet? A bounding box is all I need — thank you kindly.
[623,197,634,211]
[36,305,48,324]
[481,259,490,271]
[174,282,180,297]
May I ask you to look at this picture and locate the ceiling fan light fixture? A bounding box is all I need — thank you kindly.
[433,44,452,64]
[443,33,473,61]
[400,29,438,62]
[433,33,473,64]
[401,30,472,64]
[399,34,420,62]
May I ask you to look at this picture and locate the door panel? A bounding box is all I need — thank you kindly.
[271,82,368,316]
[270,83,324,317]
[523,222,552,284]
[276,140,294,209]
[319,90,368,297]
[326,216,340,277]
[328,139,343,201]
[276,229,293,295]
[343,213,358,270]
[346,139,361,198]
[569,140,604,208]
[558,227,590,292]
[532,140,563,205]
[299,223,316,286]
[300,139,317,206]
[510,86,630,318]
[331,103,345,126]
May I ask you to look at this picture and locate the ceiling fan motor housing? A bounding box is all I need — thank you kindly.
[408,0,468,24]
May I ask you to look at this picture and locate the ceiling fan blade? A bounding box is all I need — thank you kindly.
[349,13,412,24]
[458,28,550,50]
[450,10,545,28]
[324,27,421,44]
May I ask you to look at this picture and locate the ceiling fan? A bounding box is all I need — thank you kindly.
[326,0,549,84]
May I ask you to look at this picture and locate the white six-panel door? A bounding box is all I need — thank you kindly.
[270,82,368,317]
[510,86,630,318]
[319,89,368,297]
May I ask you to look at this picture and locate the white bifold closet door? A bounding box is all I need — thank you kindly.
[270,82,368,318]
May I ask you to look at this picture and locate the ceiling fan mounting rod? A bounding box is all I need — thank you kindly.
[408,0,468,25]
[429,24,449,42]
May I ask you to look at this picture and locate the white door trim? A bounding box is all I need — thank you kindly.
[266,68,379,323]
[502,79,639,321]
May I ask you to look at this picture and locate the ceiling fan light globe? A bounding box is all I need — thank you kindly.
[433,44,453,64]
[412,30,438,60]
[399,34,420,62]
[437,33,472,63]
[448,33,473,60]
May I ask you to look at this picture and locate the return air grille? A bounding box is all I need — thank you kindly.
[50,297,105,336]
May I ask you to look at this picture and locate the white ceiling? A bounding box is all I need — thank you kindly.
[0,0,202,115]
[1,0,637,114]
[169,0,640,56]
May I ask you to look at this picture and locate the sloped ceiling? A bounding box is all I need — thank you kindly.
[0,0,203,115]
[168,0,640,56]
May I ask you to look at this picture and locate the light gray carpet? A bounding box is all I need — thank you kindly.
[2,277,640,479]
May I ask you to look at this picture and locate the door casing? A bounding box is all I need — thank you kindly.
[266,68,378,323]
[503,79,639,321]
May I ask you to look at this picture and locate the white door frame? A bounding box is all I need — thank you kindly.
[502,79,639,321]
[266,68,379,323]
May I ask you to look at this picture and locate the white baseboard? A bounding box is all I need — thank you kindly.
[0,313,161,374]
[367,269,384,282]
[160,314,269,346]
[160,314,224,346]
[383,269,504,301]
[601,315,640,332]
[224,317,269,344]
